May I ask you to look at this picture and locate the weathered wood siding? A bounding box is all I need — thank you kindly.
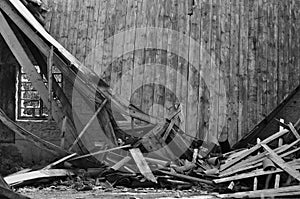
[43,0,300,145]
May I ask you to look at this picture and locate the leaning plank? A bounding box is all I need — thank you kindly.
[4,169,74,186]
[220,129,289,171]
[129,148,157,183]
[0,108,67,156]
[0,186,30,199]
[288,122,300,139]
[69,145,131,161]
[218,185,300,198]
[262,144,300,181]
[158,170,214,185]
[68,99,108,151]
[111,156,131,171]
[43,153,77,170]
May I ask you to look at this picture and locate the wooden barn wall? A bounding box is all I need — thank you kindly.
[42,0,300,146]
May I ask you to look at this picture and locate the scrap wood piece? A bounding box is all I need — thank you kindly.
[0,108,67,156]
[220,129,289,172]
[158,170,214,185]
[220,141,300,177]
[218,185,300,198]
[261,143,300,182]
[214,164,300,184]
[111,156,131,171]
[43,153,77,170]
[288,122,300,139]
[162,119,176,140]
[4,169,74,186]
[129,148,157,183]
[68,99,108,151]
[0,186,30,199]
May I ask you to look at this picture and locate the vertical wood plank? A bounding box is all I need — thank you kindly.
[142,0,157,116]
[93,0,108,75]
[238,0,249,139]
[247,0,259,131]
[186,0,201,138]
[121,0,137,104]
[131,0,146,115]
[199,0,212,140]
[153,0,166,119]
[165,0,179,123]
[228,0,239,144]
[218,0,230,141]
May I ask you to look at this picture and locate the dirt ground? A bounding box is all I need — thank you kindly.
[18,188,219,199]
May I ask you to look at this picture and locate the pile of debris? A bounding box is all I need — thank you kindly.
[1,119,300,198]
[1,0,300,198]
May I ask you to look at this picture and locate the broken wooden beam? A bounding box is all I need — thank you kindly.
[68,99,108,151]
[4,169,74,186]
[261,144,300,182]
[129,148,157,183]
[220,129,289,172]
[158,170,214,185]
[43,153,77,170]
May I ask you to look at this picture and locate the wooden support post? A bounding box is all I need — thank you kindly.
[47,45,53,121]
[253,138,260,191]
[275,119,284,188]
[68,99,108,151]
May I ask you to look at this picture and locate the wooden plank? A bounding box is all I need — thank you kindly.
[129,148,157,183]
[261,143,300,182]
[111,156,131,171]
[215,164,300,184]
[158,170,214,185]
[220,129,289,171]
[288,122,300,139]
[43,153,77,170]
[4,169,74,186]
[165,0,178,128]
[218,0,230,143]
[198,0,212,141]
[47,45,54,121]
[0,107,67,156]
[120,0,137,108]
[69,144,131,161]
[69,99,108,151]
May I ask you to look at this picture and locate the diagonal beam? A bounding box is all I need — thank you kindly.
[262,144,300,182]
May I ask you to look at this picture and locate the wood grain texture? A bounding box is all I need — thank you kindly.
[39,0,300,145]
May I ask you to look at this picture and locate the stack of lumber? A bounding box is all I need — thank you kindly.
[215,120,300,198]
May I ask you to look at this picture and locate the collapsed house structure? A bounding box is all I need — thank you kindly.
[1,0,300,198]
